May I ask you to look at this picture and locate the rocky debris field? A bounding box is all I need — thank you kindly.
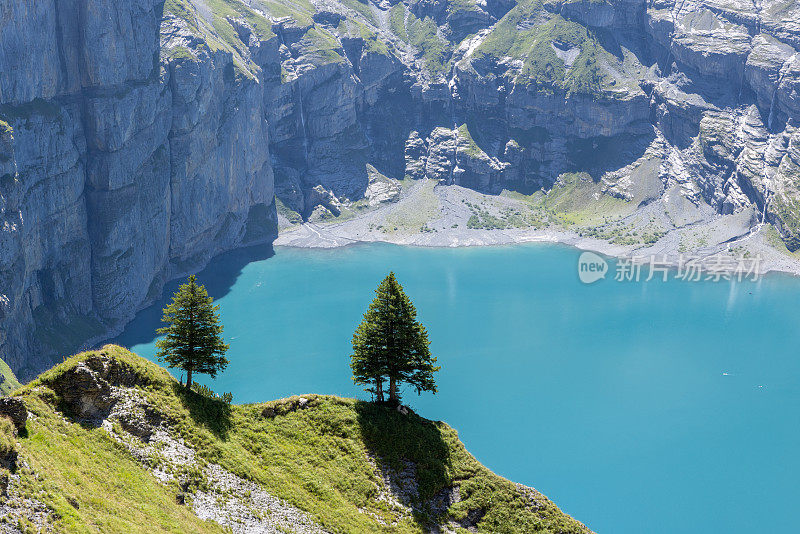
[276,171,800,276]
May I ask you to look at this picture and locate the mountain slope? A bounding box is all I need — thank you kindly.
[0,358,20,397]
[1,0,799,378]
[0,345,591,533]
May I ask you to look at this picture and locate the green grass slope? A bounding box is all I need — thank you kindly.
[0,356,21,396]
[0,346,591,533]
[472,0,605,95]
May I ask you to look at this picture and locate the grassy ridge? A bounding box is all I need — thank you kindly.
[389,4,450,75]
[472,0,605,95]
[5,395,221,533]
[2,346,591,533]
[0,356,20,396]
[4,349,219,532]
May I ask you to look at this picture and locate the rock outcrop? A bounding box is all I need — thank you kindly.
[248,0,800,242]
[1,0,800,376]
[0,397,26,431]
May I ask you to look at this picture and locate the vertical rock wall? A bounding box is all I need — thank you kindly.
[0,1,277,378]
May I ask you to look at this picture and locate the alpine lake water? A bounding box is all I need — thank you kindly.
[116,242,800,533]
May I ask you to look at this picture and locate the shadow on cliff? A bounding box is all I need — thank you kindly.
[461,112,656,191]
[354,400,456,527]
[114,244,274,349]
[567,132,656,180]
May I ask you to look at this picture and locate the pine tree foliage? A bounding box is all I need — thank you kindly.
[351,272,439,404]
[156,275,229,388]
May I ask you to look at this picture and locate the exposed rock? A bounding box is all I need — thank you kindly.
[41,350,152,420]
[93,384,331,534]
[0,460,53,533]
[0,1,277,379]
[261,395,321,418]
[364,449,512,532]
[365,167,402,206]
[661,9,752,82]
[307,185,343,217]
[745,34,795,112]
[404,131,429,180]
[560,0,617,29]
[0,398,26,431]
[193,464,330,534]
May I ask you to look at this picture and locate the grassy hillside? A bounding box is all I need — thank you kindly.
[0,346,591,533]
[0,356,20,396]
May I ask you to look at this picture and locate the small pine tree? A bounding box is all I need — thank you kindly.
[156,275,230,389]
[351,272,439,404]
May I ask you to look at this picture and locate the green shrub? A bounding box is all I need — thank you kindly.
[191,381,234,404]
[0,417,17,456]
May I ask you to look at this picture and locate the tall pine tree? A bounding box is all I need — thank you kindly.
[351,272,439,404]
[156,275,229,389]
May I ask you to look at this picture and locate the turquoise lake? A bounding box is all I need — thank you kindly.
[116,242,800,533]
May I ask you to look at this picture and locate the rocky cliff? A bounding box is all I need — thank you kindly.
[0,0,277,378]
[2,0,799,377]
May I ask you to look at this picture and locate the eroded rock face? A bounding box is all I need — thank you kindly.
[43,354,150,419]
[257,0,800,245]
[0,397,26,431]
[2,0,800,376]
[0,1,278,378]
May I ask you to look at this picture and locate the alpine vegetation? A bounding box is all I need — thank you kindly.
[351,273,439,404]
[156,275,229,389]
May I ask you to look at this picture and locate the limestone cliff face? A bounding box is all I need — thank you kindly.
[0,1,277,378]
[254,0,800,236]
[1,0,800,377]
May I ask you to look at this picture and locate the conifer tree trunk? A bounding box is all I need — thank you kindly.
[389,377,397,404]
[187,281,195,389]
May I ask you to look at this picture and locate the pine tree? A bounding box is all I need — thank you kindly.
[351,272,439,404]
[156,275,229,389]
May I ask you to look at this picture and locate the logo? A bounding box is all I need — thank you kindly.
[578,251,608,284]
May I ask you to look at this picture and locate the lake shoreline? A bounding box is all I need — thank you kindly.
[274,221,800,278]
[274,180,800,278]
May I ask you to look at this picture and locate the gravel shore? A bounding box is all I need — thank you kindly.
[274,181,800,277]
